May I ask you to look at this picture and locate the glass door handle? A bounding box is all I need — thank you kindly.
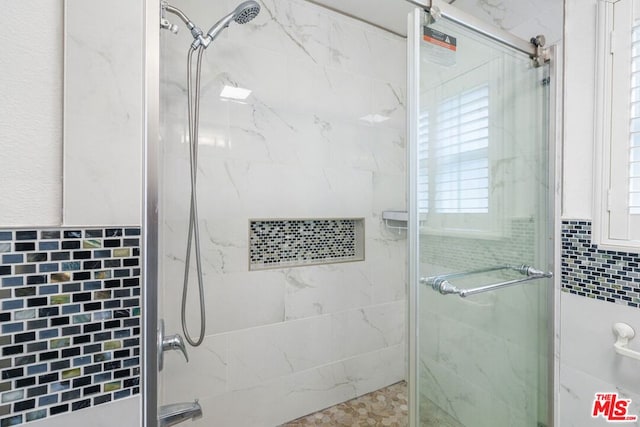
[421,265,552,297]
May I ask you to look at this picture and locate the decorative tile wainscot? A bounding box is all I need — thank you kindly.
[562,220,640,308]
[0,228,141,426]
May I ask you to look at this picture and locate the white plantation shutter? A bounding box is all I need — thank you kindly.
[629,23,640,214]
[418,84,490,216]
[604,0,640,243]
[434,85,489,213]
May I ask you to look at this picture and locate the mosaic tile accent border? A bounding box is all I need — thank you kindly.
[249,219,365,270]
[0,228,141,426]
[562,220,640,308]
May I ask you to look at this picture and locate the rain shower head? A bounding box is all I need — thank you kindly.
[205,1,261,45]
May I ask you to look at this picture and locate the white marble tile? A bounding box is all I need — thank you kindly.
[332,301,405,360]
[328,16,376,77]
[340,344,406,397]
[64,0,143,226]
[560,293,640,395]
[283,263,373,319]
[419,309,544,421]
[204,270,287,334]
[192,374,290,427]
[285,58,374,123]
[161,333,228,402]
[559,362,640,427]
[227,0,332,65]
[27,397,140,427]
[227,314,335,391]
[201,40,290,111]
[161,265,286,336]
[371,79,406,132]
[418,356,514,427]
[368,234,407,304]
[192,344,405,427]
[282,344,405,419]
[452,0,563,45]
[369,31,407,87]
[372,172,406,214]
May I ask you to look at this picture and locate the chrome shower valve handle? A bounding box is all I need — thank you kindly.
[158,319,189,371]
[163,334,189,362]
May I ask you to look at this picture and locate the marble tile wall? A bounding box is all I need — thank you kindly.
[158,0,406,425]
[452,0,564,45]
[559,292,640,426]
[63,0,143,226]
[558,220,640,425]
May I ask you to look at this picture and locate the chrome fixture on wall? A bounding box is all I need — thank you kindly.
[158,401,203,427]
[161,1,260,49]
[159,1,261,349]
[158,320,189,371]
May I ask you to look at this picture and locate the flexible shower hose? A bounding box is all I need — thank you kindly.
[181,45,207,347]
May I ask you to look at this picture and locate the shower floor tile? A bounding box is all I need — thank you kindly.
[281,381,409,426]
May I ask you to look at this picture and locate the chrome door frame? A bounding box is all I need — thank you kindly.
[406,6,559,427]
[143,0,160,426]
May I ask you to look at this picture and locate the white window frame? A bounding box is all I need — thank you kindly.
[594,0,640,251]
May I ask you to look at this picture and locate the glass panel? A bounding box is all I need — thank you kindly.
[414,12,551,427]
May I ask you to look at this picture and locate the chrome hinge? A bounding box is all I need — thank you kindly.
[531,35,549,68]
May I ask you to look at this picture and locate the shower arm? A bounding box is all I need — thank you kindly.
[161,2,208,49]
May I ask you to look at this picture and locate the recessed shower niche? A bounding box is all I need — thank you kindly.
[249,218,365,270]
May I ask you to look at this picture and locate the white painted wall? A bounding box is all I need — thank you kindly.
[563,0,597,219]
[0,1,63,226]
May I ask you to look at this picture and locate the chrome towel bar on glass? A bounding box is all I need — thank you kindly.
[421,264,553,297]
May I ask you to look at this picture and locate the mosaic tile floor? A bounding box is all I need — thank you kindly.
[281,381,409,427]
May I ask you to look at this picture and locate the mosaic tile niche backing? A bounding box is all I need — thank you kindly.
[562,220,640,308]
[0,228,141,427]
[249,219,365,270]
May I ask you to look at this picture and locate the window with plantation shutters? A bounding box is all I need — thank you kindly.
[629,23,640,215]
[597,0,640,246]
[434,85,489,213]
[418,85,489,216]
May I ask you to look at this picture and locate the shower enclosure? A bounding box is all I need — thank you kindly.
[143,0,557,426]
[407,3,556,427]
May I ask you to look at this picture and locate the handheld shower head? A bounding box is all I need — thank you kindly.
[204,1,261,46]
[233,1,261,24]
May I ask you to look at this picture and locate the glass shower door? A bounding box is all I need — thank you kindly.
[408,7,553,427]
